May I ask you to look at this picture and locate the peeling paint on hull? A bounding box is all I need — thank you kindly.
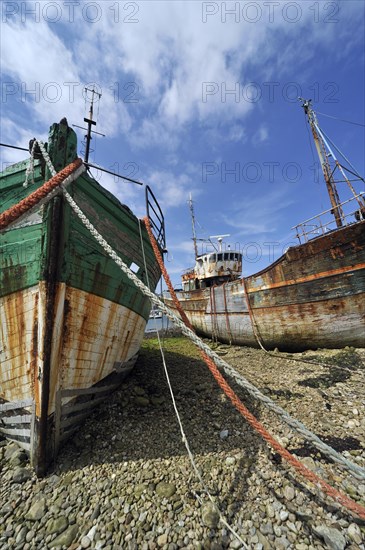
[0,283,150,471]
[166,221,365,351]
[0,121,162,475]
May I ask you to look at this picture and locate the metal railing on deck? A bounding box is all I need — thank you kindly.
[292,192,365,244]
[145,185,166,251]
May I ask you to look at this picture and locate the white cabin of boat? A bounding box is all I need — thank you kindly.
[182,249,242,291]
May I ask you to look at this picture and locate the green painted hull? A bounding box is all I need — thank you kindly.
[0,120,162,475]
[1,123,160,318]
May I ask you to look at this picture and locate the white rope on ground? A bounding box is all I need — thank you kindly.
[155,328,248,549]
[60,184,365,483]
[138,222,248,548]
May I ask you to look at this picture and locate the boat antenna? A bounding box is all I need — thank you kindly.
[84,87,98,163]
[298,97,365,227]
[72,88,145,186]
[210,234,230,252]
[73,87,105,164]
[188,193,199,259]
[1,91,145,187]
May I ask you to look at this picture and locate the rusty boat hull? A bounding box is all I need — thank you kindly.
[0,121,162,475]
[165,221,365,351]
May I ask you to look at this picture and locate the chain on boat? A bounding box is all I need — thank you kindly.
[2,141,365,523]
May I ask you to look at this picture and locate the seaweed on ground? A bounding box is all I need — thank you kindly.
[298,348,364,389]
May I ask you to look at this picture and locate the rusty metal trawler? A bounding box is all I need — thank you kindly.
[165,101,365,351]
[0,93,165,475]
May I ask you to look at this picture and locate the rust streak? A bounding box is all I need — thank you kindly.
[246,262,365,292]
[31,292,39,414]
[1,289,29,400]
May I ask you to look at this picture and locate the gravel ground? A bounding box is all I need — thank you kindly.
[0,336,365,550]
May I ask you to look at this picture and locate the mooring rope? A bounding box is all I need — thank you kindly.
[49,173,365,518]
[143,220,365,477]
[139,233,248,547]
[156,327,248,548]
[241,277,267,351]
[23,139,37,188]
[0,152,84,231]
[142,219,365,515]
[57,188,365,518]
[3,141,365,520]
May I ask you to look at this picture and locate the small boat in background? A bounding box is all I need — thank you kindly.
[165,100,365,351]
[0,93,165,475]
[149,309,163,319]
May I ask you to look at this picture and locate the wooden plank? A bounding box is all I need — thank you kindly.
[61,394,109,416]
[1,426,31,438]
[0,224,43,297]
[54,390,62,456]
[59,383,120,399]
[60,410,91,430]
[29,402,35,468]
[6,438,31,452]
[0,398,34,412]
[0,369,32,388]
[59,424,79,442]
[1,414,32,425]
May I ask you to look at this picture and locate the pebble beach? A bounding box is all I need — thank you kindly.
[1,336,365,550]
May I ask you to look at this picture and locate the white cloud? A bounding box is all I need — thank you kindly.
[1,16,132,143]
[253,125,268,145]
[222,186,295,237]
[170,239,196,254]
[1,0,362,282]
[1,0,363,154]
[228,124,247,143]
[0,117,48,166]
[128,118,180,150]
[146,169,200,209]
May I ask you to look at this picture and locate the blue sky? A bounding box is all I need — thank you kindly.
[1,0,364,287]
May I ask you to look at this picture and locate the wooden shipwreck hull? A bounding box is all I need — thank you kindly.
[0,121,162,475]
[166,220,365,351]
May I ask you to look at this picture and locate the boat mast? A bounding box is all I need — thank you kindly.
[74,92,147,186]
[83,87,101,164]
[189,193,199,259]
[301,99,345,228]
